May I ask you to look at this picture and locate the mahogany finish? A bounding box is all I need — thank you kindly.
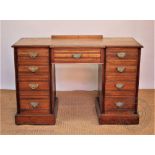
[51,35,103,40]
[12,35,142,125]
[20,99,50,109]
[53,48,101,63]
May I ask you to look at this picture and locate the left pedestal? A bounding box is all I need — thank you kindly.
[14,47,57,125]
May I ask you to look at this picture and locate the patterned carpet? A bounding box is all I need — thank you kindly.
[0,90,154,135]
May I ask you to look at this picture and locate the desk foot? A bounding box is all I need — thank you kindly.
[95,97,139,125]
[15,114,56,125]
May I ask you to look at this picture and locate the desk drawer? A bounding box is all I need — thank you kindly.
[20,99,50,114]
[53,48,101,63]
[104,97,135,112]
[20,99,50,109]
[105,81,136,91]
[17,48,49,56]
[17,48,49,65]
[19,82,49,91]
[18,66,49,73]
[18,56,49,65]
[106,65,137,76]
[18,65,50,81]
[106,48,139,60]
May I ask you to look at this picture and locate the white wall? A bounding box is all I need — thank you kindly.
[0,21,2,89]
[1,20,154,90]
[154,21,155,88]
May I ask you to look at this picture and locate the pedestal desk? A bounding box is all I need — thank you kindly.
[12,35,143,125]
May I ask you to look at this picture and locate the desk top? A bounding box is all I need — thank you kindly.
[12,35,143,48]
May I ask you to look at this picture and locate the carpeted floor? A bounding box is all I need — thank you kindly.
[0,90,154,135]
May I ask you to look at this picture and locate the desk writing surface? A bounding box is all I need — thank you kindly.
[12,38,51,47]
[12,37,143,48]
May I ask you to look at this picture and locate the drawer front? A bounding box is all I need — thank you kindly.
[104,97,135,112]
[20,99,50,114]
[17,48,49,65]
[18,66,49,73]
[18,65,50,81]
[105,81,136,91]
[20,99,50,109]
[17,48,49,56]
[106,64,137,76]
[106,48,138,60]
[19,82,49,91]
[18,57,49,65]
[53,48,101,63]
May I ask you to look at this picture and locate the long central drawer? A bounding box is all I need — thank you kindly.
[52,48,101,63]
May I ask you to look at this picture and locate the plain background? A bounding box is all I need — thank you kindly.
[0,0,155,155]
[0,20,154,90]
[0,21,1,89]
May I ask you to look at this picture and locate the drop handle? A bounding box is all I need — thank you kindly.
[115,83,124,89]
[72,54,82,59]
[116,52,126,58]
[29,83,39,90]
[28,52,38,59]
[28,66,39,73]
[115,102,124,108]
[30,102,39,109]
[116,66,125,73]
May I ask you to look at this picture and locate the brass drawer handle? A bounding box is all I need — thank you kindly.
[115,102,124,108]
[116,52,126,58]
[29,83,39,90]
[116,66,125,73]
[115,83,124,89]
[72,54,82,59]
[30,102,39,109]
[28,66,39,73]
[28,52,38,59]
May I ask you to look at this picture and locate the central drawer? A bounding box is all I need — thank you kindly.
[52,48,101,63]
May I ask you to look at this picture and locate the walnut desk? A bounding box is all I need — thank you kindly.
[12,35,143,125]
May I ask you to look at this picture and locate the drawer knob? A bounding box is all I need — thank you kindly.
[29,83,39,90]
[116,66,125,73]
[115,83,124,89]
[117,52,126,58]
[72,54,82,59]
[115,102,124,108]
[30,102,39,109]
[28,52,38,59]
[28,66,39,73]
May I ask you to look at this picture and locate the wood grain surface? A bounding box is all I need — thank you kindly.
[12,37,143,48]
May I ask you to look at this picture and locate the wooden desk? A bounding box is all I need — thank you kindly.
[12,35,143,125]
